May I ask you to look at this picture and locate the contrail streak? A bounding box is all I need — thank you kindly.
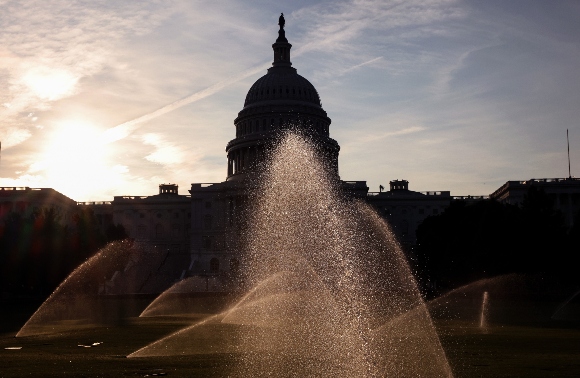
[341,56,382,75]
[100,16,363,144]
[102,61,271,143]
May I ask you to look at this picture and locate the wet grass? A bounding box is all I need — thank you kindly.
[0,315,238,377]
[438,322,580,377]
[1,300,580,377]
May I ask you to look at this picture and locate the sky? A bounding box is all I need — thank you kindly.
[1,0,579,201]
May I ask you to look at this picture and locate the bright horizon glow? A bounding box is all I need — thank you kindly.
[32,120,125,200]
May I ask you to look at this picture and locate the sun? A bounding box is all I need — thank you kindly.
[35,119,124,200]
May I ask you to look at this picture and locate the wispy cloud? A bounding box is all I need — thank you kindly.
[1,0,579,201]
[0,0,173,148]
[103,62,271,143]
[102,0,466,141]
[1,128,32,149]
[336,112,427,150]
[340,57,383,76]
[142,133,185,166]
[293,0,465,53]
[369,125,425,140]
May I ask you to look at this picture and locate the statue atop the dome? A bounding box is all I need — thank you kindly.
[274,12,289,54]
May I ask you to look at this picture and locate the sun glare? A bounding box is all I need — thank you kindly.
[22,66,78,101]
[36,120,123,200]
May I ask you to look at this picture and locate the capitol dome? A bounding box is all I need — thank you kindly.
[225,14,339,181]
[243,69,322,108]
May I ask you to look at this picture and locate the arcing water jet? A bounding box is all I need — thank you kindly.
[130,131,453,377]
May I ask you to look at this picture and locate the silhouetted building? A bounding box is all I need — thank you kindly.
[112,184,190,248]
[367,180,452,246]
[187,19,349,278]
[0,186,77,222]
[491,177,580,228]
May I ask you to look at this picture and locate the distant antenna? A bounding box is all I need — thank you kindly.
[567,129,571,179]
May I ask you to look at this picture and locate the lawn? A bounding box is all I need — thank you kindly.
[1,298,579,377]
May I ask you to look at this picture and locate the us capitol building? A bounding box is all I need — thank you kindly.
[3,17,577,289]
[94,17,453,282]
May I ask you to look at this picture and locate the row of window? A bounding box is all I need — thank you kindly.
[201,235,227,251]
[235,118,328,137]
[383,207,441,216]
[136,224,190,239]
[124,211,191,219]
[248,85,317,101]
[208,257,239,272]
[132,214,215,239]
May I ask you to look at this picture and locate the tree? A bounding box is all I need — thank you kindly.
[416,187,572,293]
[0,206,118,297]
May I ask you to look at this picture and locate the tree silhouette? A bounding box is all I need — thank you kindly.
[0,206,127,297]
[416,187,573,292]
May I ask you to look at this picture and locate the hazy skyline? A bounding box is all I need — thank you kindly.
[1,0,579,201]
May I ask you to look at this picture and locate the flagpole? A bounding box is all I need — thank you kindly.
[567,129,571,179]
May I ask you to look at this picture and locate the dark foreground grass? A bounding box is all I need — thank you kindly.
[0,316,239,378]
[1,300,580,377]
[438,322,580,378]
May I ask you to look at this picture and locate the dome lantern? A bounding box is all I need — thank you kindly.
[272,13,292,68]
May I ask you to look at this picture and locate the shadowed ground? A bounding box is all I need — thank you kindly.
[1,298,580,377]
